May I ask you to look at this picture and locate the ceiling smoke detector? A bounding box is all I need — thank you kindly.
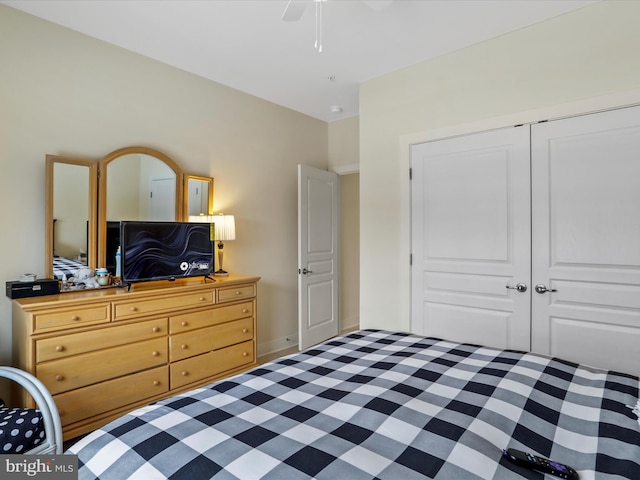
[330,105,343,114]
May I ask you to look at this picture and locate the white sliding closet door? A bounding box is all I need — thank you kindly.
[531,106,640,374]
[411,126,531,351]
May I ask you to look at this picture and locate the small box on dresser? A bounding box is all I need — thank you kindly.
[11,273,260,441]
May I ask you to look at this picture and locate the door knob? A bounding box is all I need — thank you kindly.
[506,283,527,293]
[300,268,313,275]
[535,284,557,294]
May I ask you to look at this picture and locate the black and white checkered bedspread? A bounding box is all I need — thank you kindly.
[53,257,86,280]
[67,330,640,479]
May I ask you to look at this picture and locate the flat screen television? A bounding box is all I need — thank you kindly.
[120,221,215,283]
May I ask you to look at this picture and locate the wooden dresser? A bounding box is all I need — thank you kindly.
[11,274,259,440]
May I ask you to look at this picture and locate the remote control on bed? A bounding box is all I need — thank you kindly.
[503,448,579,479]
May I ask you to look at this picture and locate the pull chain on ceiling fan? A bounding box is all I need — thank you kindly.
[315,0,326,53]
[281,0,327,53]
[281,0,393,53]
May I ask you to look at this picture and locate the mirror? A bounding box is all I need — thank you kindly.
[98,146,183,272]
[45,147,190,281]
[45,155,98,279]
[184,175,214,218]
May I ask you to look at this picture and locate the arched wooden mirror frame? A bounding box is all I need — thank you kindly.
[45,155,98,279]
[97,146,184,271]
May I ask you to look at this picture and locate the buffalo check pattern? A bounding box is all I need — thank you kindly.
[67,330,640,479]
[52,257,86,280]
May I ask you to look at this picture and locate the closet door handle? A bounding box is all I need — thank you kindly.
[506,283,527,293]
[535,284,557,294]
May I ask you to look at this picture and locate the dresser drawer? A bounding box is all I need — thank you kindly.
[217,284,256,303]
[34,304,110,332]
[113,290,214,321]
[55,366,168,426]
[37,337,168,395]
[170,317,254,362]
[169,301,253,333]
[36,318,167,363]
[171,340,254,389]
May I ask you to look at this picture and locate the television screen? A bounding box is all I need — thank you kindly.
[120,221,214,283]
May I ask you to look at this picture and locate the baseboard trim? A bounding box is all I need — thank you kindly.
[257,325,362,364]
[257,335,298,359]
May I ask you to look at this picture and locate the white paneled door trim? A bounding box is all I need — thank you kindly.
[298,165,340,350]
[530,105,640,374]
[411,125,531,351]
[411,105,640,376]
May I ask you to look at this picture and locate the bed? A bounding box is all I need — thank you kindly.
[66,330,640,479]
[53,256,86,280]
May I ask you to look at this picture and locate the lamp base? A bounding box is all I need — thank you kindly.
[214,269,229,276]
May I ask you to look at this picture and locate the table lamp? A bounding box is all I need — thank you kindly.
[213,214,235,276]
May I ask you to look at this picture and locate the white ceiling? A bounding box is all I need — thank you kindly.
[3,0,597,122]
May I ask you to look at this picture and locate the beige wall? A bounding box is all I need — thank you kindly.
[329,116,360,332]
[0,5,329,379]
[340,173,359,331]
[359,1,640,331]
[328,116,359,174]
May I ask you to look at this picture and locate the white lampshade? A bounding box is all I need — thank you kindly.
[214,214,236,241]
[188,214,212,223]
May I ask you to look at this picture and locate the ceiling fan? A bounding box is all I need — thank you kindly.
[281,0,393,21]
[281,0,394,52]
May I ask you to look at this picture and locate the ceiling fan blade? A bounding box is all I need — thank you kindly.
[361,0,394,12]
[281,0,308,21]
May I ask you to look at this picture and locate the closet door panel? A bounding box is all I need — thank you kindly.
[411,126,531,351]
[531,106,640,375]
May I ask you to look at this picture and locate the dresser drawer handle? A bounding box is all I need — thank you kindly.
[152,327,160,333]
[130,307,138,312]
[242,328,249,334]
[181,344,188,350]
[153,380,160,386]
[242,308,249,314]
[152,351,160,357]
[55,345,65,352]
[235,291,241,296]
[181,321,188,327]
[55,375,64,382]
[199,297,206,301]
[181,371,189,377]
[242,352,249,357]
[70,315,79,321]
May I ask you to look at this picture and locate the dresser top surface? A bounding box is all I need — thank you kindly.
[13,273,260,309]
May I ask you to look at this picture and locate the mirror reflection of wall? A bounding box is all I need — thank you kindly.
[46,155,97,280]
[53,162,90,262]
[106,154,177,222]
[184,175,214,219]
[188,178,209,216]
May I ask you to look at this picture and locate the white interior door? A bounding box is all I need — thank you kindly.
[298,165,340,350]
[149,178,175,221]
[531,106,640,374]
[411,126,531,351]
